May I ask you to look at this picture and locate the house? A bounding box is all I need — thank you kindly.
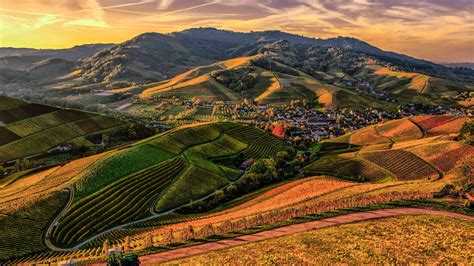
[256,103,268,110]
[240,159,255,170]
[272,125,285,138]
[306,117,335,127]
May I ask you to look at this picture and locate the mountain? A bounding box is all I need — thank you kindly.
[0,44,114,70]
[79,28,469,84]
[135,40,471,108]
[0,28,472,110]
[443,62,474,70]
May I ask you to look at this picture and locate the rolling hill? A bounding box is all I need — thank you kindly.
[0,28,472,112]
[137,54,395,110]
[0,122,289,260]
[1,116,472,264]
[306,115,473,182]
[0,96,128,163]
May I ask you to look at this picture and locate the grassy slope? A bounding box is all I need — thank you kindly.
[362,66,472,106]
[166,215,474,265]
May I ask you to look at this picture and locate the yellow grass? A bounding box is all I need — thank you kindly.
[350,125,391,145]
[218,55,258,69]
[255,74,281,102]
[166,215,474,265]
[0,151,111,206]
[375,68,429,92]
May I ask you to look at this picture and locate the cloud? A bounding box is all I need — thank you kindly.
[34,15,64,28]
[158,0,174,10]
[63,19,109,28]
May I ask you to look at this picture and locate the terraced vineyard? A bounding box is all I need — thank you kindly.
[2,116,468,263]
[306,158,393,182]
[52,156,186,247]
[376,119,423,141]
[40,122,290,248]
[307,115,471,183]
[360,150,440,180]
[226,125,288,158]
[0,96,127,162]
[0,190,69,261]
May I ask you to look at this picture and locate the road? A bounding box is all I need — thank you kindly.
[44,186,75,251]
[103,208,474,265]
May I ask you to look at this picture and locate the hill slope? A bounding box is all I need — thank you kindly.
[0,121,289,259]
[306,115,473,181]
[0,96,127,162]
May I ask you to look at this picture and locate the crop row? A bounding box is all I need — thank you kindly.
[410,115,458,131]
[0,103,57,124]
[243,134,287,159]
[306,158,391,182]
[4,247,102,265]
[188,134,247,159]
[52,156,186,247]
[225,125,267,143]
[0,190,68,261]
[149,124,221,154]
[376,119,422,141]
[361,150,439,180]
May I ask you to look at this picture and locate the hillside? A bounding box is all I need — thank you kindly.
[0,122,289,259]
[0,96,128,163]
[137,54,394,110]
[1,116,472,263]
[0,28,472,112]
[306,115,473,182]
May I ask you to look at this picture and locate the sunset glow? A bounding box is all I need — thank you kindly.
[0,0,473,62]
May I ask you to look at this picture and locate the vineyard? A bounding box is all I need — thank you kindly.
[350,125,390,145]
[1,116,471,263]
[226,124,288,158]
[360,150,440,180]
[376,119,423,141]
[410,115,459,131]
[0,190,69,261]
[38,122,289,248]
[0,96,128,162]
[154,164,229,212]
[52,156,186,247]
[408,141,474,172]
[305,158,393,182]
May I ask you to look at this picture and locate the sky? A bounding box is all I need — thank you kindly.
[0,0,473,63]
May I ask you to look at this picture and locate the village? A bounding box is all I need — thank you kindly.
[127,95,472,150]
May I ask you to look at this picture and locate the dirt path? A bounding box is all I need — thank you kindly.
[127,208,474,265]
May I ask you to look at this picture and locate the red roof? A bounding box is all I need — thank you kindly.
[272,126,285,138]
